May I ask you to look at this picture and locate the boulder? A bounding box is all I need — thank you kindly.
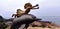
[29,21,60,28]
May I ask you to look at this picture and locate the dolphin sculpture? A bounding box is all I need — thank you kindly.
[10,14,41,29]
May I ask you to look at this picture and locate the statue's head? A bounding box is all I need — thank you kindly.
[24,3,32,9]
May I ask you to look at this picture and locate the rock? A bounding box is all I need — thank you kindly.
[29,21,60,28]
[0,16,4,22]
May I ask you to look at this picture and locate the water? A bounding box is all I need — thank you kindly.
[38,16,60,26]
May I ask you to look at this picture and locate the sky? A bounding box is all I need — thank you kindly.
[0,0,60,18]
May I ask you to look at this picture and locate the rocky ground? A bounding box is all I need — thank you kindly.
[27,21,60,29]
[28,27,60,29]
[5,21,60,29]
[6,26,60,29]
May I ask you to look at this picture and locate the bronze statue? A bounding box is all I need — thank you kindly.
[11,3,40,29]
[12,3,39,18]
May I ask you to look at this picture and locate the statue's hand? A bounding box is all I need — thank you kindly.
[12,14,16,17]
[36,4,39,6]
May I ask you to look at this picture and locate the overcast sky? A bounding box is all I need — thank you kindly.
[0,0,60,18]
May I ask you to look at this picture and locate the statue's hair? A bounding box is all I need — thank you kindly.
[24,3,32,9]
